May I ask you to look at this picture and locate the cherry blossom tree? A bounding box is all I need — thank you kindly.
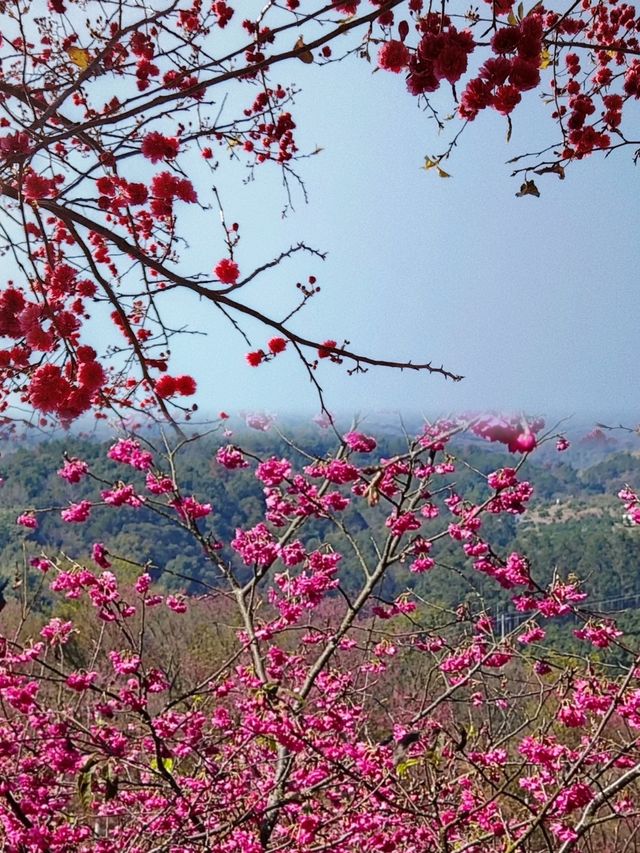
[2,1,640,850]
[0,0,639,428]
[1,417,640,851]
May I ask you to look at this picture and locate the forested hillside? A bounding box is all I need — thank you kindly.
[3,428,638,620]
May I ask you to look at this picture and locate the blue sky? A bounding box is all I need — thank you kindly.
[159,52,638,422]
[3,5,637,426]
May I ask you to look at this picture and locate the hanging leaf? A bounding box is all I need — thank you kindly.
[365,471,384,507]
[294,37,314,64]
[423,746,442,767]
[66,46,91,70]
[515,179,540,197]
[539,48,551,69]
[506,115,513,143]
[422,157,452,178]
[534,162,565,179]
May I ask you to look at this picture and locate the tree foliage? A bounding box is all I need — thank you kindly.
[2,1,640,850]
[1,0,639,427]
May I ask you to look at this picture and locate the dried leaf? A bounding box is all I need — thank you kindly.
[365,471,384,507]
[517,2,524,19]
[78,772,93,810]
[506,115,513,144]
[423,157,452,177]
[67,46,91,70]
[534,162,565,180]
[515,179,540,198]
[539,47,551,69]
[507,9,518,25]
[294,36,314,64]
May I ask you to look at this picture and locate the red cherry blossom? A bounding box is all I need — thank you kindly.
[378,40,411,73]
[214,258,240,284]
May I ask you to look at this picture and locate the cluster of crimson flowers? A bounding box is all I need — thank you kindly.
[246,337,288,367]
[380,15,475,92]
[0,257,109,422]
[245,336,341,367]
[376,0,640,159]
[458,15,544,118]
[1,0,639,430]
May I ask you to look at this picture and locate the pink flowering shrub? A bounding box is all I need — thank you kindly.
[1,0,640,846]
[1,417,639,851]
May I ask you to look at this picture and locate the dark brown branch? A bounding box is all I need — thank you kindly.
[0,183,463,382]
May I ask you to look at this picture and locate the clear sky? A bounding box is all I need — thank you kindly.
[2,5,637,429]
[107,53,640,423]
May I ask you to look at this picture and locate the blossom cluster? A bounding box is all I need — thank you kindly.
[2,418,639,850]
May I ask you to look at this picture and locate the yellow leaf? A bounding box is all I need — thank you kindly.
[507,9,518,25]
[396,757,421,777]
[77,757,99,811]
[67,46,91,71]
[422,158,452,178]
[539,48,551,69]
[150,756,174,773]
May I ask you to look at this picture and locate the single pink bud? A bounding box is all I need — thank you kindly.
[514,432,536,452]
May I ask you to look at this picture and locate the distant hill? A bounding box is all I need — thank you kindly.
[1,430,639,625]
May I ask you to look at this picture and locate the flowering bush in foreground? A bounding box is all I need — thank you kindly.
[1,0,639,427]
[2,415,640,852]
[1,1,640,848]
